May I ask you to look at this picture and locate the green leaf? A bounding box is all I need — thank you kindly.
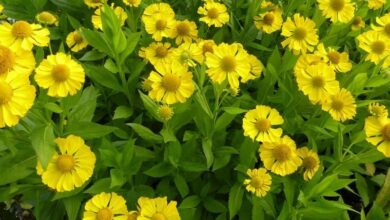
[228,184,244,219]
[194,90,213,119]
[127,123,163,143]
[167,141,181,167]
[31,124,56,168]
[113,106,133,120]
[202,139,214,169]
[223,107,247,115]
[174,174,189,197]
[63,195,82,220]
[80,28,113,57]
[203,197,227,213]
[83,64,122,91]
[366,203,386,220]
[84,178,111,194]
[67,86,99,123]
[79,50,106,61]
[120,31,141,62]
[355,173,370,207]
[110,168,126,188]
[44,103,63,113]
[65,122,117,139]
[121,139,135,169]
[179,195,201,209]
[144,162,174,178]
[139,91,159,120]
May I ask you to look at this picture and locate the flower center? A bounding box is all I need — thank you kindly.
[0,81,13,105]
[294,28,307,40]
[255,119,271,132]
[155,19,167,31]
[0,45,15,74]
[312,76,325,88]
[303,156,317,170]
[51,64,70,82]
[381,123,390,141]
[151,213,166,220]
[161,74,181,92]
[384,24,390,37]
[176,23,190,36]
[330,0,345,11]
[221,56,236,72]
[73,32,84,44]
[202,42,214,54]
[56,154,75,172]
[12,21,33,38]
[263,13,275,25]
[273,144,291,162]
[331,98,344,111]
[158,105,173,121]
[250,176,263,188]
[352,16,362,26]
[207,8,219,19]
[327,51,341,64]
[155,46,168,58]
[371,41,385,54]
[96,208,113,220]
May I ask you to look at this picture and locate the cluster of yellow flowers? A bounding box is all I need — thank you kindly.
[242,105,321,197]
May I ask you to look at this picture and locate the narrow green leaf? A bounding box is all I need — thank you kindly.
[228,184,244,219]
[127,123,163,143]
[31,124,56,168]
[65,122,117,139]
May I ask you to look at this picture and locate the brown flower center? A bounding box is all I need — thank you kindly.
[0,45,15,74]
[384,24,390,37]
[96,208,113,220]
[263,13,275,25]
[303,156,317,170]
[155,19,167,31]
[0,81,13,105]
[221,56,236,72]
[161,74,181,92]
[155,46,168,58]
[202,42,214,54]
[255,119,271,132]
[56,154,75,172]
[151,213,166,220]
[176,22,190,36]
[73,32,84,44]
[331,98,344,111]
[12,21,33,38]
[371,41,385,55]
[327,51,341,64]
[250,176,264,188]
[352,16,362,26]
[51,64,70,82]
[381,123,390,141]
[273,144,291,162]
[294,27,307,40]
[330,0,345,11]
[312,76,325,88]
[207,8,219,19]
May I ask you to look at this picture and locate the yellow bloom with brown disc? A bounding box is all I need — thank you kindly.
[137,197,180,220]
[241,54,264,83]
[0,73,35,128]
[317,0,355,23]
[83,192,128,220]
[372,13,390,39]
[242,105,284,143]
[254,2,283,34]
[368,0,385,10]
[351,16,365,31]
[36,11,58,26]
[172,42,203,67]
[357,30,390,65]
[0,21,50,51]
[0,44,35,76]
[243,168,272,197]
[321,88,356,122]
[369,102,388,118]
[281,14,319,55]
[66,31,88,52]
[35,52,85,97]
[259,135,302,176]
[205,43,250,89]
[147,61,195,104]
[294,54,323,77]
[172,20,198,45]
[197,0,229,27]
[84,0,106,8]
[315,43,352,73]
[41,135,96,192]
[297,147,320,181]
[139,42,174,69]
[365,116,390,157]
[296,63,340,104]
[92,4,127,30]
[197,39,216,59]
[123,0,141,7]
[142,3,176,41]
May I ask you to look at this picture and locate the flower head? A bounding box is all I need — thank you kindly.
[83,192,128,220]
[139,42,174,69]
[197,1,229,27]
[254,2,283,34]
[66,31,88,52]
[317,0,355,23]
[365,116,390,157]
[368,0,385,10]
[142,3,175,41]
[244,168,272,197]
[351,16,365,31]
[137,197,180,220]
[172,42,203,67]
[158,105,174,121]
[172,20,198,45]
[0,44,35,76]
[369,102,388,118]
[357,30,390,65]
[321,88,356,122]
[36,11,58,26]
[123,0,141,7]
[315,43,352,73]
[372,13,390,39]
[297,147,320,181]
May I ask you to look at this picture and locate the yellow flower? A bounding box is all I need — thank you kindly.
[254,2,283,34]
[0,44,35,76]
[372,13,390,39]
[351,16,365,31]
[172,42,203,67]
[84,0,106,8]
[0,73,35,128]
[139,42,174,69]
[158,105,174,121]
[297,147,320,181]
[281,14,319,55]
[259,135,302,176]
[364,116,390,157]
[0,21,50,51]
[296,63,340,104]
[148,62,195,104]
[321,88,356,122]
[83,192,128,220]
[142,3,175,41]
[36,11,58,26]
[242,105,284,142]
[205,43,250,89]
[317,0,355,23]
[35,52,85,97]
[36,161,44,176]
[127,211,138,220]
[41,135,96,192]
[197,39,216,57]
[92,5,128,30]
[315,43,352,73]
[123,0,141,7]
[66,31,88,52]
[137,197,180,220]
[141,78,153,92]
[357,30,390,65]
[172,20,198,45]
[368,102,388,118]
[243,168,272,197]
[0,4,3,14]
[197,1,229,27]
[294,54,323,77]
[241,54,264,83]
[368,0,385,10]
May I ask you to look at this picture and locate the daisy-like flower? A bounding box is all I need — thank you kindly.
[351,16,365,31]
[41,135,96,192]
[92,5,128,30]
[0,74,35,128]
[147,62,195,104]
[317,0,355,23]
[83,192,128,220]
[0,44,35,76]
[254,2,283,34]
[36,11,58,26]
[368,0,385,10]
[123,0,141,7]
[357,30,390,65]
[142,3,175,41]
[139,42,174,69]
[242,105,284,142]
[243,168,272,197]
[321,88,356,122]
[197,39,216,58]
[66,31,88,52]
[35,52,85,97]
[296,63,340,104]
[372,13,390,39]
[315,43,352,73]
[294,54,323,76]
[259,135,302,176]
[241,54,264,83]
[281,14,319,55]
[205,43,250,89]
[365,116,390,157]
[368,102,388,118]
[172,20,198,45]
[172,42,203,67]
[197,0,229,27]
[84,0,106,8]
[157,105,174,121]
[0,21,50,51]
[137,197,180,220]
[297,147,320,181]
